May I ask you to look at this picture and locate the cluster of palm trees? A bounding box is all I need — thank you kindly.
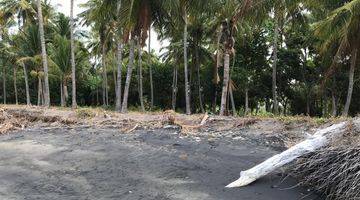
[0,0,78,108]
[0,0,359,117]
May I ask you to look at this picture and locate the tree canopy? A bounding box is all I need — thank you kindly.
[0,0,359,117]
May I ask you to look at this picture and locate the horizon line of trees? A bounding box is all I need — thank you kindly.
[0,0,359,117]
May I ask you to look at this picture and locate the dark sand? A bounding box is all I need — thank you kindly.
[0,126,321,200]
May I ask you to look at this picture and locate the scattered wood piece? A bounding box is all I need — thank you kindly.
[226,120,352,188]
[124,123,139,133]
[200,113,209,126]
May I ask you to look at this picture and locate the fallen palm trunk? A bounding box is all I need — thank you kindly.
[226,120,351,188]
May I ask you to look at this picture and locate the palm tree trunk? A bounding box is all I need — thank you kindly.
[331,91,337,117]
[101,43,108,106]
[137,40,145,112]
[2,66,6,104]
[172,63,178,111]
[96,86,99,106]
[112,54,117,96]
[183,13,191,115]
[63,80,69,104]
[306,94,310,116]
[13,66,18,105]
[115,40,123,111]
[245,88,249,115]
[148,28,154,109]
[121,39,135,113]
[195,45,204,113]
[70,0,77,109]
[212,29,222,114]
[60,80,65,107]
[37,0,50,107]
[42,79,45,105]
[220,53,230,116]
[115,1,123,111]
[342,48,357,117]
[229,83,236,116]
[22,63,31,106]
[37,76,42,106]
[272,16,279,115]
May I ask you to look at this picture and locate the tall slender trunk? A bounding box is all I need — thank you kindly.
[115,41,123,111]
[22,63,31,106]
[272,16,279,114]
[63,79,69,103]
[183,12,191,115]
[60,80,65,107]
[37,76,42,106]
[148,28,154,109]
[102,43,108,106]
[13,66,18,105]
[172,63,178,111]
[2,66,6,104]
[37,0,50,107]
[306,95,310,116]
[229,83,236,116]
[121,39,135,113]
[331,91,337,117]
[212,29,222,114]
[331,76,337,117]
[96,86,99,106]
[245,88,249,115]
[137,40,145,112]
[220,53,230,116]
[70,0,77,109]
[195,45,204,113]
[42,79,45,105]
[115,1,123,111]
[342,48,357,117]
[112,54,117,96]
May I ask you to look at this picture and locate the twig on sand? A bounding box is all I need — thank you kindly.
[124,123,139,133]
[200,113,209,126]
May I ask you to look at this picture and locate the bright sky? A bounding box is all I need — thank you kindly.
[51,0,167,55]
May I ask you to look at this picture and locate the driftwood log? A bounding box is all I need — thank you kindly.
[226,120,352,188]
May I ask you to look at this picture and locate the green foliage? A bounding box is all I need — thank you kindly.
[0,0,359,117]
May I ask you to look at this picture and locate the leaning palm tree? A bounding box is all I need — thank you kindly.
[314,0,360,117]
[119,0,171,112]
[36,0,50,107]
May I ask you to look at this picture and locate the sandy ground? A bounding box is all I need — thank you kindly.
[0,123,322,200]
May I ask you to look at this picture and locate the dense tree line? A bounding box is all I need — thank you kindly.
[0,0,359,117]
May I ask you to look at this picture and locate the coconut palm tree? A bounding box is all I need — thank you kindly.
[314,0,360,117]
[115,0,123,112]
[0,10,15,104]
[49,35,71,107]
[70,0,77,109]
[217,0,253,116]
[16,24,45,105]
[80,0,117,107]
[36,0,50,107]
[121,38,135,113]
[0,0,37,29]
